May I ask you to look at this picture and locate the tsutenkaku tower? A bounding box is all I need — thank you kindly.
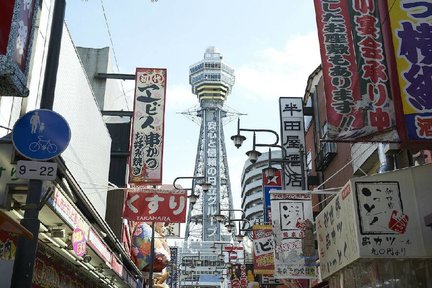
[185,47,236,241]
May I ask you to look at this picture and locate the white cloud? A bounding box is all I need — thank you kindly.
[235,31,321,101]
[165,83,197,112]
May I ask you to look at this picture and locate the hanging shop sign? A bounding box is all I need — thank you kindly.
[71,227,87,257]
[270,190,316,279]
[0,0,38,97]
[252,224,274,275]
[262,169,282,223]
[88,228,112,266]
[47,188,90,257]
[382,0,432,147]
[313,0,397,142]
[129,68,167,185]
[123,187,187,222]
[279,97,307,190]
[316,164,432,280]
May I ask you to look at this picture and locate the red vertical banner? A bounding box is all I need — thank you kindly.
[0,0,15,55]
[0,0,38,97]
[129,68,167,185]
[314,0,363,140]
[313,0,397,142]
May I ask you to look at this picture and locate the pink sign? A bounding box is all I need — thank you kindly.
[72,227,87,257]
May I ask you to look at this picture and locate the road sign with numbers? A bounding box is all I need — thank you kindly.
[16,160,58,180]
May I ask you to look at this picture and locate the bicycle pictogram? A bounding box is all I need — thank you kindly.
[29,136,58,154]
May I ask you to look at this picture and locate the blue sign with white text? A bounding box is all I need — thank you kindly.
[12,109,71,161]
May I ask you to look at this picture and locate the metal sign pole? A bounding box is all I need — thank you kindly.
[10,1,66,287]
[10,179,43,287]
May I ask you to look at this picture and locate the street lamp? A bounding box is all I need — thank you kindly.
[231,118,306,190]
[173,175,211,205]
[231,118,280,151]
[235,220,252,243]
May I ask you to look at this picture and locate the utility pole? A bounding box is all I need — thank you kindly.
[11,1,66,287]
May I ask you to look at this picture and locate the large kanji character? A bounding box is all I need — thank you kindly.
[355,15,378,38]
[369,108,390,130]
[405,64,432,110]
[398,22,432,64]
[416,116,432,138]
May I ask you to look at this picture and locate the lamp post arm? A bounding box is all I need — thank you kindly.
[237,118,280,146]
[173,176,205,190]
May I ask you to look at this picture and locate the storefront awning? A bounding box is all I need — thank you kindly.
[0,210,33,239]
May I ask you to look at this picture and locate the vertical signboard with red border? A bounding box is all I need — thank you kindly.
[313,0,397,142]
[122,187,187,223]
[381,0,432,147]
[252,224,274,275]
[263,169,282,223]
[129,68,167,185]
[279,97,307,190]
[0,0,38,97]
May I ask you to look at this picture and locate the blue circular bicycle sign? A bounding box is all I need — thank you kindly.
[12,109,71,161]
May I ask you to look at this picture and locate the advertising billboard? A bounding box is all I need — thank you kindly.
[270,190,317,279]
[317,164,432,280]
[313,0,397,142]
[383,0,432,147]
[129,68,167,185]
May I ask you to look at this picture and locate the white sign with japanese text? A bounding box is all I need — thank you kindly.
[129,68,167,185]
[317,165,432,280]
[270,190,316,279]
[279,97,306,190]
[316,182,359,280]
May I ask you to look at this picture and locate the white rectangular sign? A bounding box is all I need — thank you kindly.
[16,160,57,180]
[316,182,360,280]
[317,165,432,280]
[270,190,317,279]
[279,97,306,190]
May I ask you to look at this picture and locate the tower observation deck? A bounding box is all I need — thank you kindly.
[185,47,236,242]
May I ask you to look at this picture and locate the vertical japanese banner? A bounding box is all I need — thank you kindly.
[262,169,282,223]
[347,0,396,139]
[167,247,178,288]
[313,0,397,141]
[203,110,220,241]
[270,190,316,279]
[279,97,306,190]
[252,224,274,275]
[385,1,432,145]
[129,68,167,185]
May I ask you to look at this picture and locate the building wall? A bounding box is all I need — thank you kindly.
[241,151,282,224]
[54,26,112,218]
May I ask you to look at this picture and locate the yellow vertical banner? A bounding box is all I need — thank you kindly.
[387,1,432,142]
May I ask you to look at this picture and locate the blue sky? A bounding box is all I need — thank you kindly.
[65,0,321,209]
